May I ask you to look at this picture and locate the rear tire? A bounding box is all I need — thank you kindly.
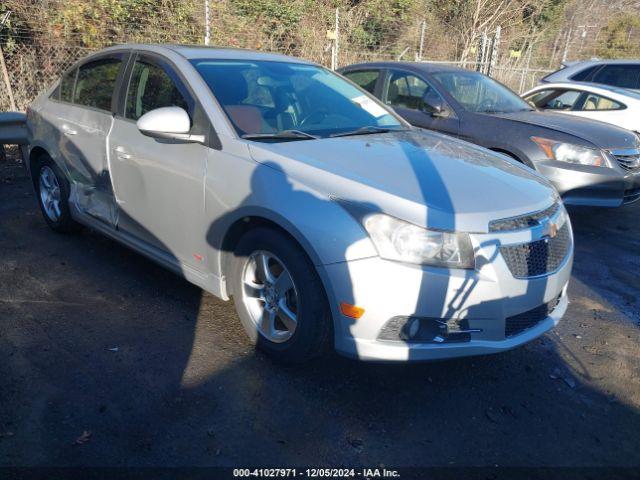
[230,227,332,363]
[34,155,80,233]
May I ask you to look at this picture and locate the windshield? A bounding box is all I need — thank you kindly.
[432,71,533,114]
[190,59,404,139]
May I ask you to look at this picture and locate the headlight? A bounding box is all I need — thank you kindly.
[531,136,607,167]
[363,213,475,268]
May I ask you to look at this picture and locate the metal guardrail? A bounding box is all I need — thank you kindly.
[0,111,27,145]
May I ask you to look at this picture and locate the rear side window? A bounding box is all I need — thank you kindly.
[125,60,189,121]
[343,70,380,94]
[592,65,640,89]
[50,69,76,102]
[74,59,122,111]
[60,70,76,103]
[580,93,623,111]
[570,65,600,81]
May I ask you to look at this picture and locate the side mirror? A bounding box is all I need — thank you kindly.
[421,93,448,118]
[137,107,205,144]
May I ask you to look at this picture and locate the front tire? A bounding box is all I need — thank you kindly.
[230,227,332,363]
[34,155,80,233]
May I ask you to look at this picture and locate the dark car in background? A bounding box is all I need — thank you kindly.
[339,62,640,206]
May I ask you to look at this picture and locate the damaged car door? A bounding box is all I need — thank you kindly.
[58,53,125,226]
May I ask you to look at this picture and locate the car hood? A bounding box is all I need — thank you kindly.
[247,130,557,233]
[492,110,638,149]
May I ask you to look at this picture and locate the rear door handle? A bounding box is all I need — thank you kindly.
[114,146,131,160]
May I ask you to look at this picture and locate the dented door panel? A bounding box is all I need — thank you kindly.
[63,106,119,227]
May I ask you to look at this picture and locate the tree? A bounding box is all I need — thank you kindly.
[596,14,640,58]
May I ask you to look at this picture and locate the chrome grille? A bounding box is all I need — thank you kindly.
[500,223,571,278]
[610,148,640,172]
[489,202,559,232]
[505,295,561,337]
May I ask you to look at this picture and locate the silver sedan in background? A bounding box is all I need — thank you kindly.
[23,45,572,363]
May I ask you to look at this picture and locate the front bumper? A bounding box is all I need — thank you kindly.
[536,160,640,207]
[324,226,573,362]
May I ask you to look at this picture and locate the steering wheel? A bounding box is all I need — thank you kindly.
[299,110,328,127]
[478,98,495,112]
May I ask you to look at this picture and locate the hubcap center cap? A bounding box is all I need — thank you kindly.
[264,286,277,308]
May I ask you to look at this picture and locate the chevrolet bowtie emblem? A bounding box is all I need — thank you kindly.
[543,220,558,239]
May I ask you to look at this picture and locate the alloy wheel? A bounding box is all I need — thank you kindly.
[39,165,62,222]
[241,250,299,343]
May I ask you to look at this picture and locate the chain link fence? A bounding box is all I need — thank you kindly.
[0,2,562,112]
[0,42,92,111]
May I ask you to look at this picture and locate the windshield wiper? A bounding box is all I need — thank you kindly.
[241,130,319,141]
[329,126,402,138]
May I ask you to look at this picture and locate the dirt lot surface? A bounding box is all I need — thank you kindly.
[1,153,639,470]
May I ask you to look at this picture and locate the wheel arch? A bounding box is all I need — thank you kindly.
[215,208,326,297]
[28,146,52,187]
[217,209,341,351]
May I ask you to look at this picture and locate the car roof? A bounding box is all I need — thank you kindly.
[526,81,640,101]
[563,59,640,67]
[339,61,471,75]
[99,43,314,64]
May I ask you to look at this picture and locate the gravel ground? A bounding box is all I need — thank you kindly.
[0,152,639,470]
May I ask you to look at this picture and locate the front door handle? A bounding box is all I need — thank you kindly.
[114,146,131,160]
[61,125,78,136]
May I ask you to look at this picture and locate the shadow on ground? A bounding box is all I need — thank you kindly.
[0,155,639,468]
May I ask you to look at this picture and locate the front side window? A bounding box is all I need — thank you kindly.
[125,60,190,121]
[343,70,380,94]
[580,93,623,111]
[532,89,581,110]
[525,89,553,106]
[73,59,121,111]
[592,65,640,89]
[190,59,403,138]
[386,72,427,110]
[433,71,532,114]
[385,71,447,113]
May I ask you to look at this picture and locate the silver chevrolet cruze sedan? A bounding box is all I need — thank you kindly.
[23,44,573,362]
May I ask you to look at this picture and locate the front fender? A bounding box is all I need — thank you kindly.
[206,159,378,272]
